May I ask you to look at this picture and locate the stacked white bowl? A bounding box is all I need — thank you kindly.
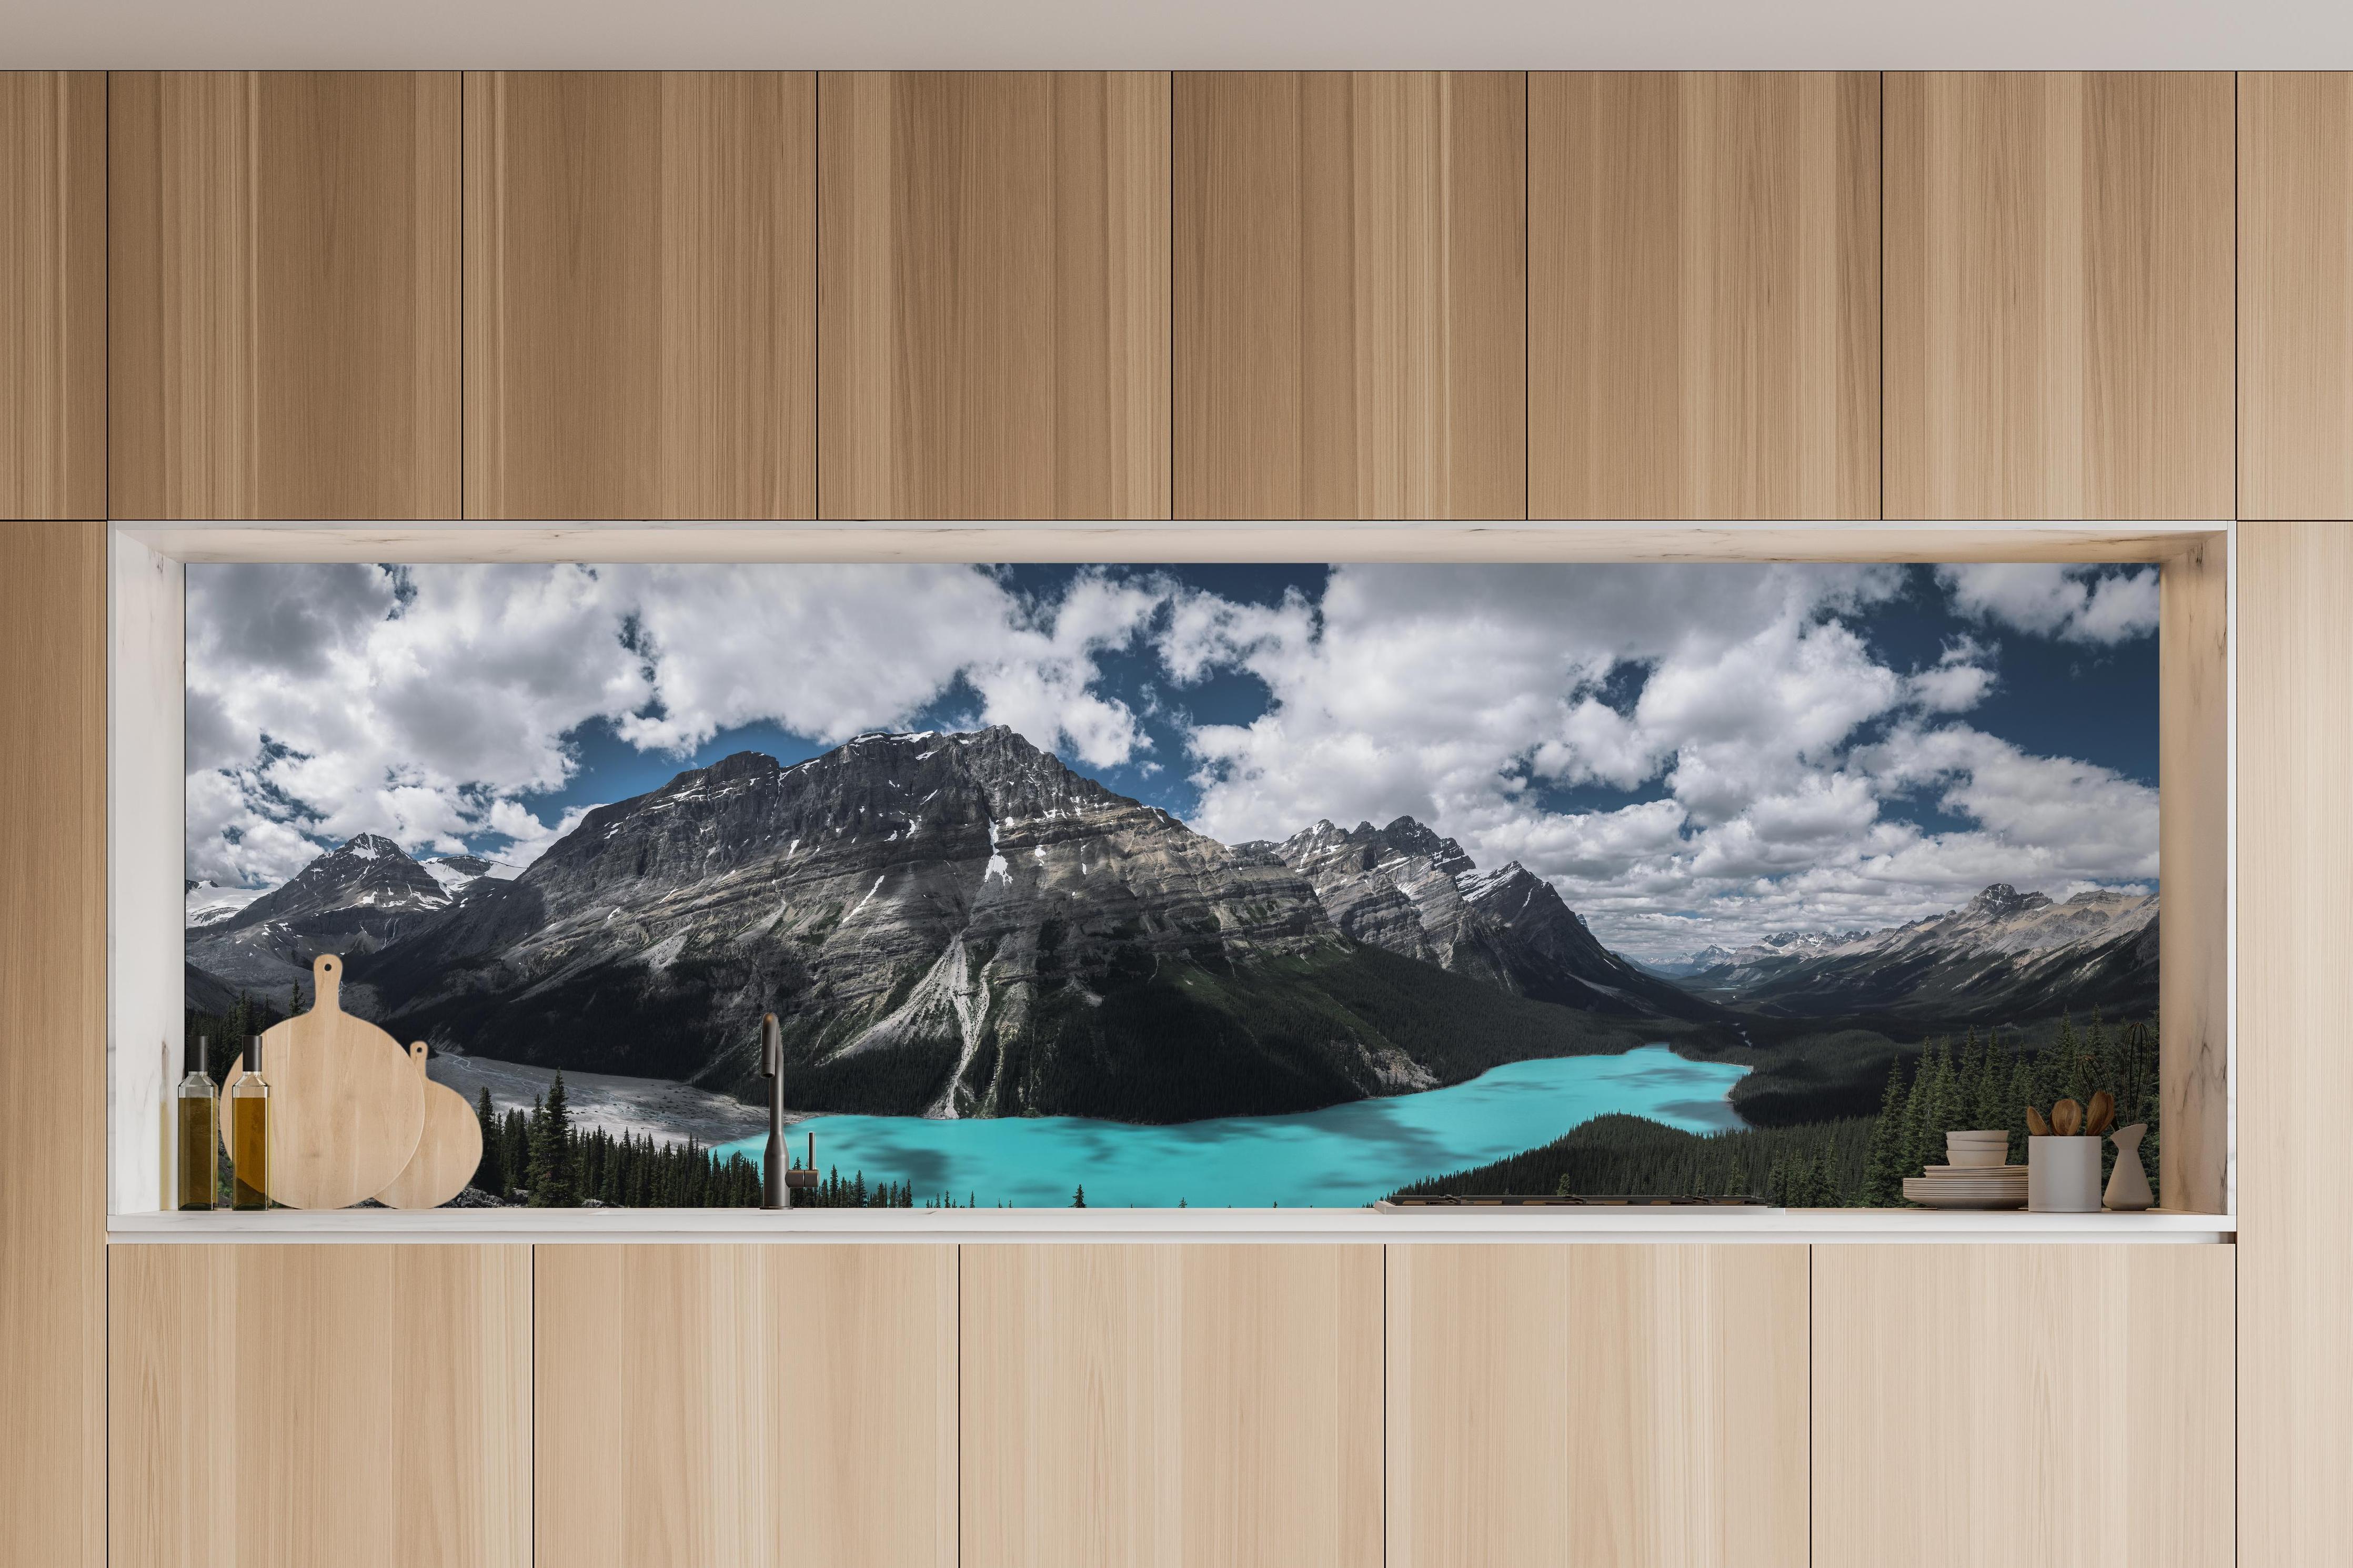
[1944,1130,2012,1168]
[1901,1131,2028,1209]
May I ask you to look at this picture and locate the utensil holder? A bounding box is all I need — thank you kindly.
[2028,1136,2102,1213]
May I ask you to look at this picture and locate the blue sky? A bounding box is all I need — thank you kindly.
[186,560,2160,958]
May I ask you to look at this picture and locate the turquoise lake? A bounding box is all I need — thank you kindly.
[711,1045,1752,1208]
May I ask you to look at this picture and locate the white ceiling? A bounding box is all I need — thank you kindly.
[11,0,2350,70]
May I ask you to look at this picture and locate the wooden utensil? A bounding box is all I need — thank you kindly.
[2025,1105,2052,1137]
[2052,1098,2083,1137]
[373,1043,484,1210]
[2084,1090,2116,1138]
[217,954,425,1209]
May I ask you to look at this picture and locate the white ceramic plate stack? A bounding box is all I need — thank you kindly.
[1902,1131,2027,1209]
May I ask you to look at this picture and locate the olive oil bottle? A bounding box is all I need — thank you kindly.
[229,1034,272,1211]
[176,1035,218,1211]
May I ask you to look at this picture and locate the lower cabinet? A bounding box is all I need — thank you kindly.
[534,1242,957,1568]
[959,1243,1384,1568]
[107,1243,532,1568]
[1385,1244,1810,1568]
[1810,1244,2235,1568]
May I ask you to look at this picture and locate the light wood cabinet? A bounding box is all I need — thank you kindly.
[1386,1244,1807,1568]
[535,1244,956,1568]
[108,1244,532,1568]
[2240,75,2353,520]
[1530,71,1878,520]
[1174,71,1524,519]
[109,71,461,519]
[2238,522,2353,1568]
[465,70,817,520]
[1811,1245,2234,1568]
[961,1244,1382,1568]
[819,70,1170,520]
[0,523,105,1568]
[0,74,104,519]
[1883,71,2234,520]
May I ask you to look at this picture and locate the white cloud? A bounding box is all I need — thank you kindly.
[1938,563,2160,644]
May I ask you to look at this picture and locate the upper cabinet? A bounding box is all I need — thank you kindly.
[1530,72,1879,521]
[2240,74,2353,520]
[465,71,816,520]
[109,71,461,520]
[1884,72,2234,520]
[819,71,1170,520]
[1174,71,1525,520]
[1,73,104,520]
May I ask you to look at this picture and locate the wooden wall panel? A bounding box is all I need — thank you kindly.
[820,71,1170,520]
[109,1244,532,1568]
[1530,71,1878,520]
[1386,1245,1807,1568]
[465,70,816,520]
[2241,74,2353,519]
[2239,522,2353,1568]
[1884,72,2234,520]
[0,523,104,1568]
[1,74,104,519]
[109,70,459,520]
[536,1244,956,1568]
[2159,534,2228,1211]
[1813,1245,2233,1568]
[962,1245,1381,1568]
[1174,71,1524,519]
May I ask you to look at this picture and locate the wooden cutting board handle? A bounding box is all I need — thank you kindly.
[373,1043,485,1210]
[218,954,425,1210]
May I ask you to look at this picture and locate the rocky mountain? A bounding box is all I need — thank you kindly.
[185,833,456,993]
[350,729,1668,1124]
[1270,817,1717,1022]
[1678,883,2157,1025]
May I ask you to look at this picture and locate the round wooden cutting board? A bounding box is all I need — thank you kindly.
[374,1044,484,1210]
[217,954,425,1210]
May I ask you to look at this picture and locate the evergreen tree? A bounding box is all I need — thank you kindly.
[1861,1059,1907,1206]
[1071,1184,1087,1208]
[528,1075,578,1207]
[471,1088,505,1197]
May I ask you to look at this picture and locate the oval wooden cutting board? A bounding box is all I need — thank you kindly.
[374,1044,484,1209]
[218,954,424,1210]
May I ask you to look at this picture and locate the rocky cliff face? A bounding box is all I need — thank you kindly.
[185,832,454,993]
[1272,817,1718,1021]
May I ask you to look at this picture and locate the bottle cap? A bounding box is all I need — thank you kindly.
[186,1035,209,1074]
[246,1034,265,1073]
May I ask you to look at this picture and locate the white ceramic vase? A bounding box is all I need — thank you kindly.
[2104,1122,2154,1211]
[2028,1136,2101,1213]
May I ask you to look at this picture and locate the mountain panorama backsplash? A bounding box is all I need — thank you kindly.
[184,561,2163,1208]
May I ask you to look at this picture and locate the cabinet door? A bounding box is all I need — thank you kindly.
[1386,1244,1807,1568]
[820,71,1170,520]
[2240,74,2353,519]
[108,1244,532,1568]
[109,71,460,519]
[1174,71,1524,520]
[465,71,817,520]
[962,1244,1382,1568]
[0,73,104,519]
[0,522,104,1568]
[1883,72,2233,520]
[1811,1244,2233,1568]
[1530,71,1878,521]
[535,1244,957,1568]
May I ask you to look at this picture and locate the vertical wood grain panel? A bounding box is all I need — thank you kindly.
[109,1244,532,1568]
[2239,522,2353,1567]
[0,523,104,1568]
[1386,1244,1806,1568]
[1884,72,2234,520]
[465,71,816,520]
[820,71,1170,520]
[2241,74,2353,519]
[109,70,459,519]
[1174,71,1524,519]
[962,1244,1381,1568]
[2159,535,2228,1211]
[1812,1245,2233,1568]
[1,73,104,519]
[535,1244,956,1568]
[1531,72,1878,520]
